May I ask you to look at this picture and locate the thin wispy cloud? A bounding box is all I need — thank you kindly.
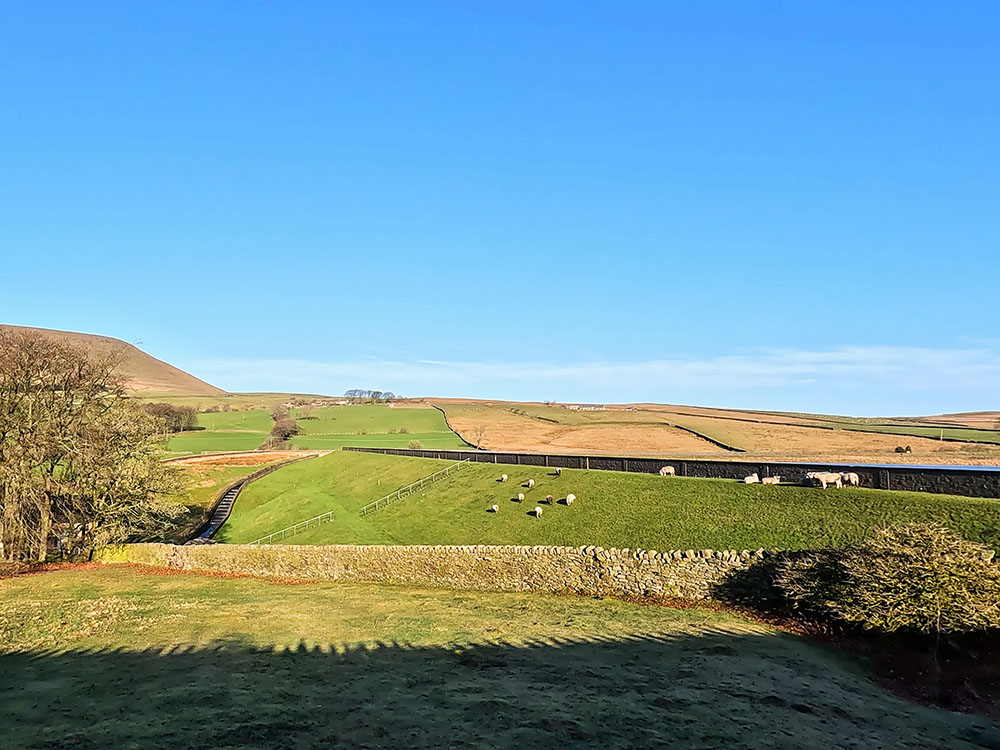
[185,344,1000,416]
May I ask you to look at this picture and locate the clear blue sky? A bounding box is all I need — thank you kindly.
[2,2,997,415]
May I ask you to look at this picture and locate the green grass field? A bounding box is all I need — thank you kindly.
[2,566,995,748]
[288,404,468,451]
[218,451,1000,551]
[165,409,273,454]
[165,404,467,455]
[216,451,454,543]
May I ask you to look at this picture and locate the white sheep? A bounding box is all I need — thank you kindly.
[489,504,499,513]
[533,506,543,518]
[659,466,676,477]
[840,472,860,487]
[566,493,576,504]
[527,478,535,489]
[805,471,842,489]
[761,475,781,485]
[555,467,563,476]
[517,493,525,502]
[743,473,760,484]
[499,474,508,483]
[545,494,554,504]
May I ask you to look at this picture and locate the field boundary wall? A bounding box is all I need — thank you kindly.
[97,542,782,601]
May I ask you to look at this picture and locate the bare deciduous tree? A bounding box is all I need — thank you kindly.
[270,418,300,441]
[0,330,180,563]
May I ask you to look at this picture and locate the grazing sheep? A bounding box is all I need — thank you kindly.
[534,506,543,517]
[824,473,843,489]
[517,493,525,502]
[840,472,860,487]
[743,473,760,484]
[527,479,535,489]
[555,467,563,476]
[805,471,843,489]
[489,504,499,513]
[566,493,576,504]
[545,495,554,504]
[761,475,781,485]
[499,474,508,483]
[659,466,676,477]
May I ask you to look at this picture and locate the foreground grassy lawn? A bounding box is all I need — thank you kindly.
[220,451,1000,551]
[1,567,995,748]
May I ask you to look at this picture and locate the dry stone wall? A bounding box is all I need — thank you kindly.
[98,542,778,601]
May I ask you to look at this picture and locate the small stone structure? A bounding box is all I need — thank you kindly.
[98,543,777,601]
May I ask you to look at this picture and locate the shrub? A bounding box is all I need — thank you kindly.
[408,440,423,449]
[399,426,410,434]
[777,523,1000,634]
[271,418,300,441]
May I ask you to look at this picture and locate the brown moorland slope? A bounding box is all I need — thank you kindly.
[914,411,1000,429]
[0,324,225,395]
[433,399,1000,466]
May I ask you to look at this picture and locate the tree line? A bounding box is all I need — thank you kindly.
[143,402,198,433]
[344,389,397,402]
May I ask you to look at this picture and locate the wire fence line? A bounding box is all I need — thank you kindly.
[249,458,472,545]
[359,458,472,516]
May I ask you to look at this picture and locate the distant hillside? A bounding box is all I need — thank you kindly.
[914,411,1000,429]
[0,324,225,396]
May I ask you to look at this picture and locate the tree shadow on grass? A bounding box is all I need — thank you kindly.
[1,631,997,749]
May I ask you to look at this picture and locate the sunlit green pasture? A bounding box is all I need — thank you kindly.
[165,404,467,455]
[218,451,1000,551]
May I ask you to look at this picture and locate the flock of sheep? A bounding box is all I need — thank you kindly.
[487,464,863,518]
[658,463,860,488]
[743,470,860,489]
[490,467,573,518]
